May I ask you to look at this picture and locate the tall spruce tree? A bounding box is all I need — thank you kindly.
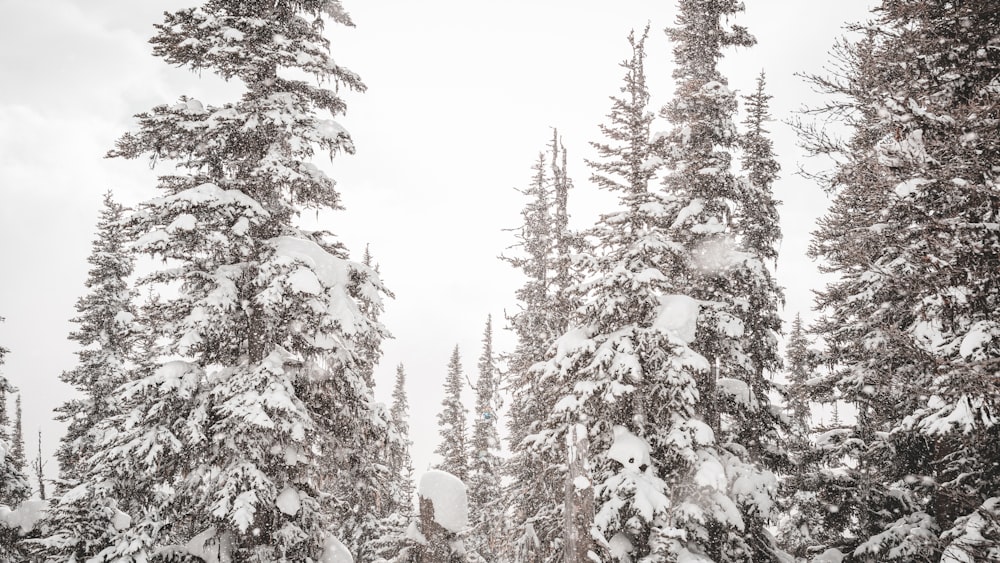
[534,19,770,560]
[656,1,784,559]
[804,1,1000,560]
[501,132,576,563]
[64,2,390,561]
[435,345,469,481]
[468,316,503,561]
[54,191,137,485]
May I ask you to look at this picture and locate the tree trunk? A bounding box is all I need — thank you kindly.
[564,424,594,563]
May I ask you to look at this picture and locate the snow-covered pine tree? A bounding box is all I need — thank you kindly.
[34,193,141,560]
[0,320,31,558]
[736,71,784,398]
[55,191,137,485]
[389,363,415,515]
[805,1,1000,560]
[783,314,814,435]
[655,1,784,559]
[501,132,576,563]
[368,363,417,563]
[468,316,502,561]
[774,313,835,559]
[71,2,390,560]
[436,345,469,481]
[10,394,24,474]
[529,22,742,562]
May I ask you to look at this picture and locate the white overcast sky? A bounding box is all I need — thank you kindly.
[0,1,876,487]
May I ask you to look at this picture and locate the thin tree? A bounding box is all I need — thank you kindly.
[435,345,468,481]
[468,316,503,561]
[501,133,576,562]
[10,394,24,473]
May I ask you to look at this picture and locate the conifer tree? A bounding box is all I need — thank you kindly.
[0,320,31,559]
[783,314,815,435]
[468,316,502,561]
[657,1,784,558]
[55,192,137,484]
[501,133,576,562]
[737,71,784,395]
[436,345,468,481]
[388,363,415,514]
[0,325,29,510]
[804,1,1000,560]
[63,2,390,560]
[11,394,24,473]
[38,192,141,560]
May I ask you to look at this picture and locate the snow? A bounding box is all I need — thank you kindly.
[717,377,757,407]
[574,476,591,490]
[958,320,995,359]
[184,527,234,563]
[671,198,705,229]
[405,521,427,545]
[894,177,932,198]
[653,294,699,344]
[271,236,352,289]
[111,508,132,531]
[607,425,651,471]
[285,267,323,296]
[418,470,469,533]
[320,534,354,563]
[0,499,47,534]
[168,213,198,231]
[694,451,727,491]
[608,532,633,561]
[276,485,301,516]
[813,548,845,563]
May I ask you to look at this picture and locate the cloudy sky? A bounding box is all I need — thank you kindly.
[0,0,875,488]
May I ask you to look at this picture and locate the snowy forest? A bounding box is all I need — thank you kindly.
[0,0,998,561]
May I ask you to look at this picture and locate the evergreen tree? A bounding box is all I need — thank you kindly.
[774,313,832,559]
[56,191,137,484]
[388,363,415,514]
[501,132,576,563]
[369,363,417,562]
[804,1,1000,560]
[11,394,24,473]
[656,1,784,559]
[64,1,390,560]
[783,314,815,435]
[468,316,503,561]
[0,319,31,559]
[737,71,784,395]
[38,192,141,560]
[436,345,468,481]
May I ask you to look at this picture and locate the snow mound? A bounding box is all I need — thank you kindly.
[608,532,633,561]
[653,294,699,344]
[321,534,354,563]
[959,320,996,359]
[276,485,301,516]
[607,426,651,472]
[813,548,845,563]
[694,452,727,491]
[418,470,468,533]
[0,500,47,534]
[718,377,757,407]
